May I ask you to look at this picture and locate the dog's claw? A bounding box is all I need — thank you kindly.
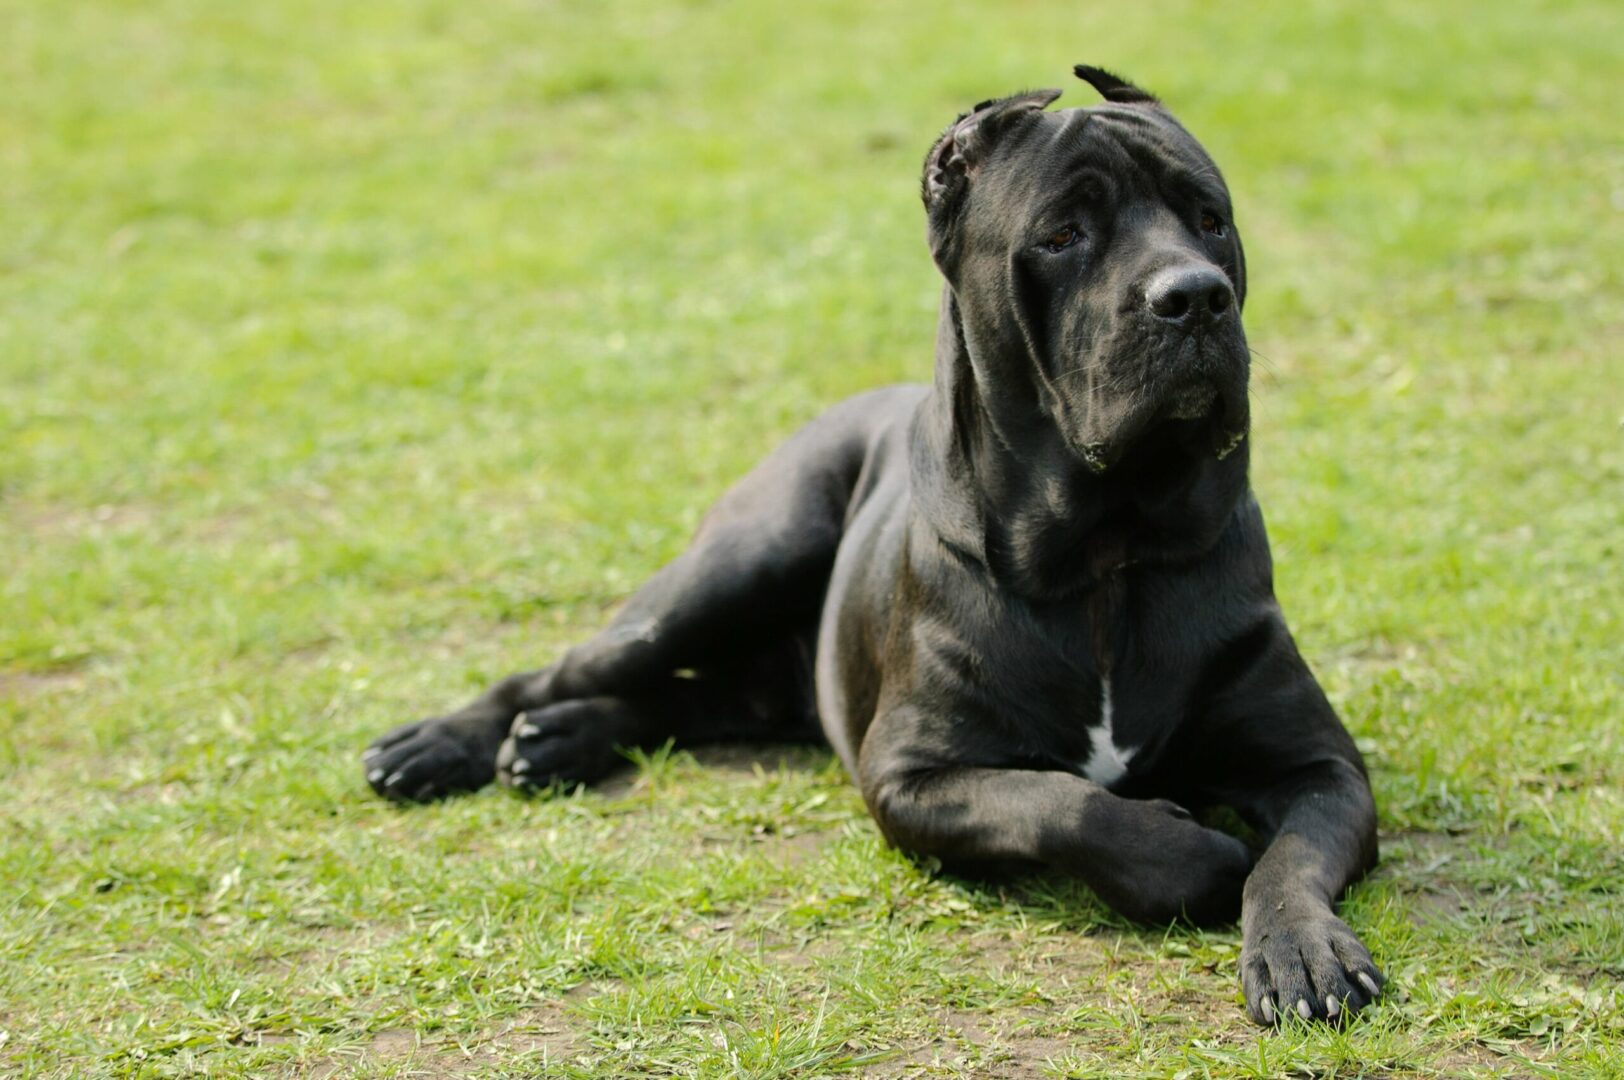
[1259,997,1274,1023]
[516,723,539,739]
[363,713,527,802]
[1297,998,1312,1020]
[1325,995,1341,1019]
[1358,972,1380,997]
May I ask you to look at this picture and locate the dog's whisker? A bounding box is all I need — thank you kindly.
[1246,345,1282,385]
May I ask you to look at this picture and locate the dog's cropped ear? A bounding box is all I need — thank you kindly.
[922,89,1062,217]
[1073,65,1159,105]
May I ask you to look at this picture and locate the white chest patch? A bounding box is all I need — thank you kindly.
[1081,676,1135,787]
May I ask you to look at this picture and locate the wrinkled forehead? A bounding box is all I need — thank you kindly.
[995,105,1229,208]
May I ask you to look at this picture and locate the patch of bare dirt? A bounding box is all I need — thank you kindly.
[245,924,388,977]
[689,819,836,870]
[0,669,83,700]
[682,742,833,775]
[4,497,258,546]
[1432,1038,1546,1077]
[6,500,157,537]
[862,1006,1071,1079]
[1377,830,1505,927]
[268,996,592,1078]
[1406,882,1476,924]
[1321,639,1457,691]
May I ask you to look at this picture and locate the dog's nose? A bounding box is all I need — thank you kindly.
[1145,266,1233,329]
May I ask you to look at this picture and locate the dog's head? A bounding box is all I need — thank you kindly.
[923,66,1249,474]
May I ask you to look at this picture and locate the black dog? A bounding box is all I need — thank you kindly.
[363,66,1383,1025]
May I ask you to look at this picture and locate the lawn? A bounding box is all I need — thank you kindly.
[2,0,1620,1076]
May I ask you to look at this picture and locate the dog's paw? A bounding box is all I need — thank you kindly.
[362,715,505,802]
[1241,902,1384,1025]
[495,699,631,790]
[1090,797,1252,926]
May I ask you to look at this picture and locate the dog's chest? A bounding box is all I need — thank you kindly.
[1004,594,1190,789]
[1079,674,1135,786]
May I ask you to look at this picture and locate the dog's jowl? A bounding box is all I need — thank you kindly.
[362,66,1384,1025]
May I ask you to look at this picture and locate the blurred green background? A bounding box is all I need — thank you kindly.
[2,0,1619,1076]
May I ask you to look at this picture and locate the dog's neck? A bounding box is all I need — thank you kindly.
[910,287,1250,599]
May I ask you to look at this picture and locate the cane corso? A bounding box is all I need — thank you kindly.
[362,66,1383,1025]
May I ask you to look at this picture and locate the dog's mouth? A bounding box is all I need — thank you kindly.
[1164,381,1219,421]
[1071,343,1249,475]
[1079,408,1248,489]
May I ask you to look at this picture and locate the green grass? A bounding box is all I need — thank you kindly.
[2,0,1620,1075]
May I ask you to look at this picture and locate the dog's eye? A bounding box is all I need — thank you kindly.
[1043,225,1082,253]
[1200,212,1227,238]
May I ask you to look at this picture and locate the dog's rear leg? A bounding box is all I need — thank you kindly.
[491,634,820,787]
[363,391,897,801]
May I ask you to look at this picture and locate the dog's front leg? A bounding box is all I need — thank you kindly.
[1236,758,1383,1025]
[858,724,1252,925]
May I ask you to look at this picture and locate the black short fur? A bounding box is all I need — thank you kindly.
[362,67,1383,1026]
